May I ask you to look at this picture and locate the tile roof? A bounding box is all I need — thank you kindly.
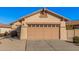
[0,24,10,28]
[66,20,79,25]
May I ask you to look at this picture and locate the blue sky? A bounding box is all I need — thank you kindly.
[0,7,79,24]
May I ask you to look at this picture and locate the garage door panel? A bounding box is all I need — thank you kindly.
[28,27,44,40]
[44,28,52,40]
[27,24,59,40]
[52,27,59,39]
[44,27,59,40]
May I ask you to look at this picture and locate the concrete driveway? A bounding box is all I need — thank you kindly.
[0,37,79,51]
[26,40,79,51]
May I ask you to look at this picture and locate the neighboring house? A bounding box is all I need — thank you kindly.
[10,8,79,40]
[0,24,11,34]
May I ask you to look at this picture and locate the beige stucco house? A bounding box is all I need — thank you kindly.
[10,8,79,40]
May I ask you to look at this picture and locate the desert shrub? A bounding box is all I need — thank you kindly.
[0,34,4,37]
[4,32,8,36]
[73,36,79,43]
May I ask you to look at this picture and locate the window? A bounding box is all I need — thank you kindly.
[44,24,47,27]
[36,24,39,27]
[32,24,36,27]
[28,24,60,28]
[40,24,43,27]
[48,24,51,27]
[56,24,59,27]
[51,24,55,27]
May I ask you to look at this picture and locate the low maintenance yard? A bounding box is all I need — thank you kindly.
[0,37,26,51]
[0,37,79,51]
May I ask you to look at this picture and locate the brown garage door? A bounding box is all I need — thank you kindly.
[27,24,60,40]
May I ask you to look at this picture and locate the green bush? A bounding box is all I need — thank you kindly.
[73,36,79,43]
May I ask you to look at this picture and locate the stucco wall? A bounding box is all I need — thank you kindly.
[67,29,79,39]
[11,21,21,30]
[25,13,61,23]
[60,21,67,40]
[20,25,28,40]
[67,30,74,39]
[75,29,79,36]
